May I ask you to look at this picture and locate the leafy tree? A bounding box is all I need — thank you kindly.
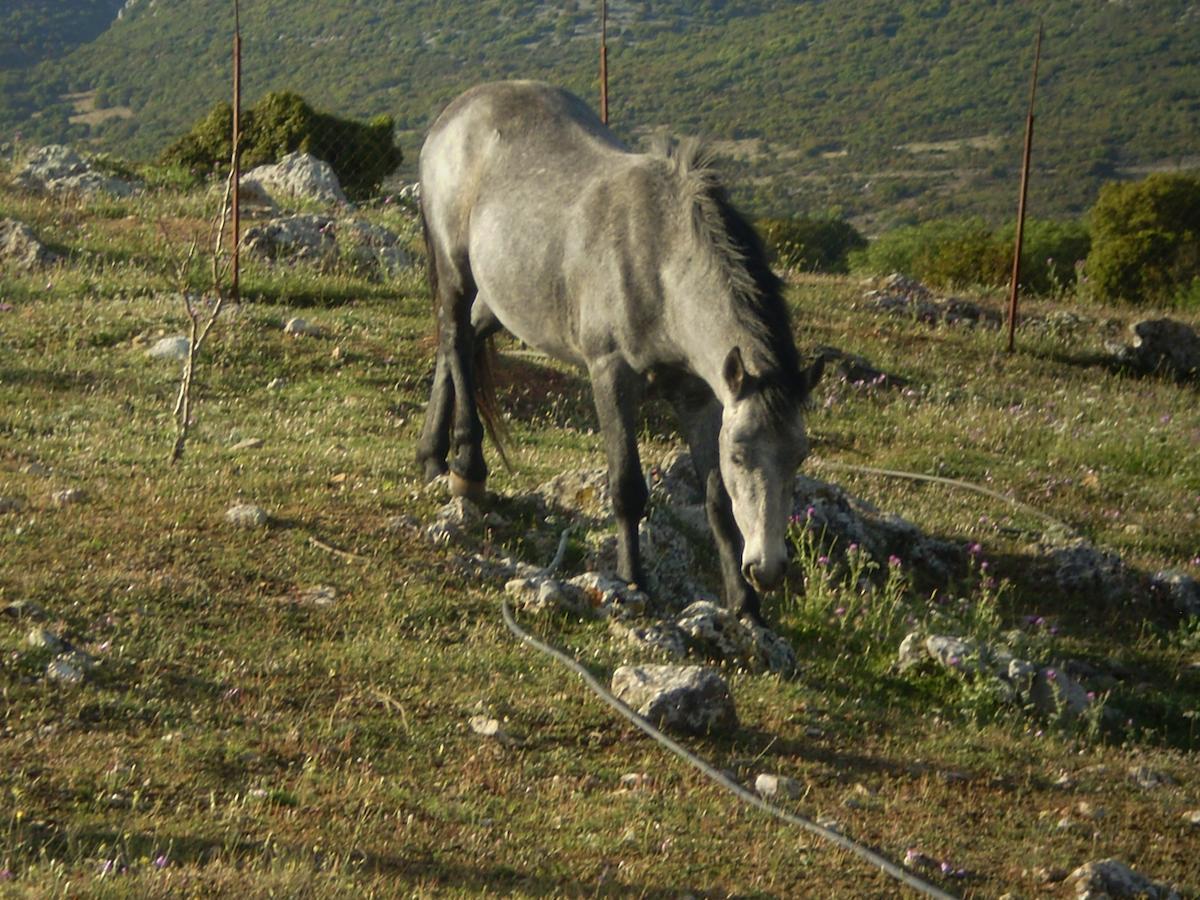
[161,91,403,200]
[1084,173,1200,306]
[756,216,866,273]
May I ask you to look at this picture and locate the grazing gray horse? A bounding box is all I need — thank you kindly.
[416,81,822,622]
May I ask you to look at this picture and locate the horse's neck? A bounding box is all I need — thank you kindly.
[666,273,764,406]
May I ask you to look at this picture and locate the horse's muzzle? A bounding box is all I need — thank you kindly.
[742,557,786,592]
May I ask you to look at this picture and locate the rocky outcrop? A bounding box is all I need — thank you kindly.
[15,145,137,197]
[0,218,58,270]
[242,152,347,206]
[243,214,412,275]
[611,664,739,735]
[1107,318,1200,382]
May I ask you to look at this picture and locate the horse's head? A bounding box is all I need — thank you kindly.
[718,347,824,593]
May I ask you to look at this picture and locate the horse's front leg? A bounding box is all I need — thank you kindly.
[669,388,761,622]
[416,318,454,481]
[588,355,648,588]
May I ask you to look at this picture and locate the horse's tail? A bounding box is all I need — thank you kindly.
[474,338,513,472]
[420,199,439,320]
[423,199,513,472]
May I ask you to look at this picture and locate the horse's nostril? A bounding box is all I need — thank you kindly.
[742,562,757,585]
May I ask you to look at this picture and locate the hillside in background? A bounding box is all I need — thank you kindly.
[2,0,1199,227]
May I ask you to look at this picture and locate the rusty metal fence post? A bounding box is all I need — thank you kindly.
[600,0,609,125]
[1005,23,1042,353]
[231,0,242,303]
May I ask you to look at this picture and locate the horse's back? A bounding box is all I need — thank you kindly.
[421,82,661,363]
[420,81,626,234]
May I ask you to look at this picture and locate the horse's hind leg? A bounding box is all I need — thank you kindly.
[416,243,489,498]
[588,355,648,588]
[415,303,500,483]
[668,384,761,622]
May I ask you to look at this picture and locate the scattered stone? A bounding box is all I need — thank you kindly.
[792,473,961,579]
[1067,858,1180,900]
[3,599,47,621]
[292,585,337,608]
[862,274,1001,329]
[146,335,190,361]
[424,496,484,545]
[925,634,979,673]
[1028,666,1094,722]
[754,773,803,800]
[618,773,652,791]
[244,215,338,266]
[566,572,649,620]
[610,619,689,659]
[384,514,420,533]
[896,631,928,673]
[1108,317,1200,382]
[468,714,519,746]
[1128,765,1176,790]
[504,575,591,618]
[1149,569,1200,619]
[267,377,287,390]
[537,468,611,517]
[1043,537,1130,603]
[814,345,908,389]
[1182,810,1200,827]
[283,316,323,337]
[0,496,26,514]
[1032,866,1069,884]
[15,145,137,197]
[51,488,86,506]
[1,218,59,270]
[230,437,264,451]
[673,600,797,675]
[242,152,348,206]
[225,503,269,528]
[45,656,86,685]
[337,218,413,273]
[243,213,411,276]
[27,627,65,653]
[611,664,738,735]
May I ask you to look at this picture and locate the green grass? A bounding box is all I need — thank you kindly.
[1,177,1199,898]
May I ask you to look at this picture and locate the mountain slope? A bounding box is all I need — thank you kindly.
[3,0,1199,224]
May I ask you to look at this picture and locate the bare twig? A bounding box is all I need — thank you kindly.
[170,171,236,461]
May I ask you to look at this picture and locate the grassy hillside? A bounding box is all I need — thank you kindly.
[1,161,1199,895]
[2,0,1199,226]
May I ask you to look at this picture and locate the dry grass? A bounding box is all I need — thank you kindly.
[1,177,1198,898]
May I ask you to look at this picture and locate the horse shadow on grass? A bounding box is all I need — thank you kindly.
[12,822,684,897]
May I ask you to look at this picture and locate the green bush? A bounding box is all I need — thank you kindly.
[1084,173,1200,306]
[161,91,403,200]
[756,216,867,273]
[852,217,1090,294]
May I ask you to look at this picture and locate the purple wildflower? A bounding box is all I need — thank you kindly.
[153,855,169,869]
[968,542,983,558]
[888,555,902,568]
[1046,668,1057,681]
[834,606,846,617]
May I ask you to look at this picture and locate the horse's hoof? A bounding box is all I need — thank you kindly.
[420,458,449,482]
[448,472,487,502]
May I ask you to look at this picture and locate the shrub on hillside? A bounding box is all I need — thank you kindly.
[161,91,402,200]
[757,216,867,273]
[1084,173,1200,307]
[852,217,1090,294]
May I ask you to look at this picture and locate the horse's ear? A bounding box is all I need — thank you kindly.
[723,346,752,400]
[803,356,825,396]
